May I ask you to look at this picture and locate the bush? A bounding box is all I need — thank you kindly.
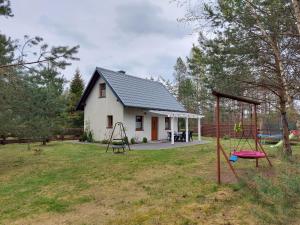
[142,137,147,143]
[87,130,93,142]
[80,126,94,143]
[101,139,109,144]
[79,132,88,142]
[223,135,230,140]
[123,136,129,144]
[130,137,136,144]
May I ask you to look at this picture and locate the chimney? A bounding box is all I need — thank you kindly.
[118,70,126,74]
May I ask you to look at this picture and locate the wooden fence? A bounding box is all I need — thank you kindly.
[0,128,83,145]
[193,123,256,138]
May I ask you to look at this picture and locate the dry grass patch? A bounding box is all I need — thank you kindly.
[0,140,300,224]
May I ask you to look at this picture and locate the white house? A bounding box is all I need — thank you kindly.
[76,67,203,144]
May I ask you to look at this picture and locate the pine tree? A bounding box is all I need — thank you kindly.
[174,57,186,84]
[0,1,17,140]
[70,68,84,102]
[18,67,67,145]
[178,78,196,112]
[173,57,197,112]
[187,44,211,114]
[68,69,84,128]
[173,57,188,101]
[182,0,300,156]
[0,0,13,17]
[0,1,79,144]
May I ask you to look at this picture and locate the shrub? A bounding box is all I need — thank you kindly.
[80,125,94,143]
[142,137,147,143]
[130,137,136,144]
[123,136,129,144]
[79,132,88,142]
[87,130,93,142]
[101,139,109,144]
[223,135,230,140]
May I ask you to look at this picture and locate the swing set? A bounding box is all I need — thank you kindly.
[213,90,272,184]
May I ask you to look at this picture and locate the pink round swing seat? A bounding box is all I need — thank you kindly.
[232,150,266,159]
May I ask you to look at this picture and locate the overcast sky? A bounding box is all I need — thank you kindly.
[0,0,198,85]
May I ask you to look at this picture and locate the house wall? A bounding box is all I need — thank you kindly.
[83,77,180,142]
[84,77,124,141]
[123,107,178,142]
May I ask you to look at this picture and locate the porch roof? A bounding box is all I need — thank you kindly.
[148,110,204,119]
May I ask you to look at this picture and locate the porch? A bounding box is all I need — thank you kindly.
[149,110,204,145]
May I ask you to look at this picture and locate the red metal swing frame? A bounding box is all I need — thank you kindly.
[212,90,272,184]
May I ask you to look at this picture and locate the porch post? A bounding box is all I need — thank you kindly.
[198,116,201,141]
[171,117,174,144]
[185,117,189,142]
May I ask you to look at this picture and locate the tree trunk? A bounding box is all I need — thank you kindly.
[42,139,47,145]
[292,0,300,34]
[280,101,292,156]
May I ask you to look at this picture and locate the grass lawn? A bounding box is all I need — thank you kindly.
[0,138,299,225]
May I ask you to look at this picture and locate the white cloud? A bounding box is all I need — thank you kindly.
[0,0,198,85]
[115,1,188,38]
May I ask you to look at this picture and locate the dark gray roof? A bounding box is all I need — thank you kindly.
[76,67,186,112]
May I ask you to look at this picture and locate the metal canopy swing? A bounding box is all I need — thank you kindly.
[106,122,131,153]
[212,90,272,184]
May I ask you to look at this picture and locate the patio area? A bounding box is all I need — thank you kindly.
[149,110,204,145]
[130,140,209,150]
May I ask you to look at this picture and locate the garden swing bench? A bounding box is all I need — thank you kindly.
[212,90,272,184]
[106,122,131,153]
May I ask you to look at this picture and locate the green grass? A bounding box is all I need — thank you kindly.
[0,139,299,224]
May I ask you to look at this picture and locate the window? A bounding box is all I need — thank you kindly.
[136,116,143,131]
[107,115,113,128]
[99,83,106,98]
[165,117,171,130]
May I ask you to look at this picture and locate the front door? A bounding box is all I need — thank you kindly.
[151,117,158,141]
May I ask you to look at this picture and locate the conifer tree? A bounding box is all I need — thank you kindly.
[187,44,211,113]
[19,67,66,144]
[0,0,13,17]
[0,0,79,144]
[70,68,84,102]
[173,57,196,112]
[173,57,188,101]
[181,0,300,156]
[67,69,84,128]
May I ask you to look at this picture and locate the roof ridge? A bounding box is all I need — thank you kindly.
[96,67,161,85]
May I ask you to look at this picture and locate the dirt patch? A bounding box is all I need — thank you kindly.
[10,202,113,225]
[133,165,178,183]
[180,202,258,225]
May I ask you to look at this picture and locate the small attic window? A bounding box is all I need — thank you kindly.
[99,83,106,98]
